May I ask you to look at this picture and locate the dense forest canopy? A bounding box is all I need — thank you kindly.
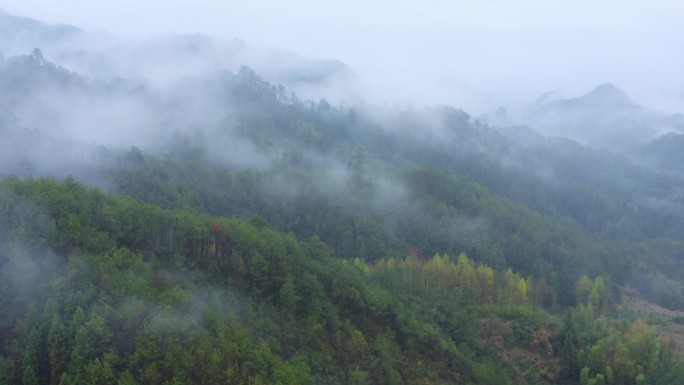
[2,9,684,385]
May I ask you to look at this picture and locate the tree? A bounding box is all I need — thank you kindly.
[0,357,10,385]
[577,275,593,306]
[279,274,300,317]
[84,354,117,385]
[48,314,69,385]
[595,373,605,385]
[31,48,45,64]
[559,312,580,380]
[22,327,41,385]
[519,278,528,304]
[589,276,609,315]
[580,367,590,385]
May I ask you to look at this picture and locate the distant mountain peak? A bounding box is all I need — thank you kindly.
[532,83,634,111]
[579,82,634,109]
[534,88,563,106]
[590,82,625,97]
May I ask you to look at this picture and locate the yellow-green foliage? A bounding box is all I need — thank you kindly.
[370,252,541,309]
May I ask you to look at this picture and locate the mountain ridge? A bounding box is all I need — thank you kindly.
[2,10,684,385]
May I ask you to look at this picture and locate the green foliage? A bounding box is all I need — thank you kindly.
[0,177,566,384]
[558,290,684,385]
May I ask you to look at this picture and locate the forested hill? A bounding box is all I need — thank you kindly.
[3,49,684,308]
[1,23,684,384]
[1,177,683,385]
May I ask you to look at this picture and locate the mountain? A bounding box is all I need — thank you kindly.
[633,132,684,177]
[484,83,684,155]
[4,46,684,301]
[551,82,635,110]
[2,10,684,385]
[0,9,82,54]
[533,88,564,106]
[486,83,684,175]
[0,9,356,103]
[525,83,656,151]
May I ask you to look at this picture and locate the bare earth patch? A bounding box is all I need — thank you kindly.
[622,289,684,353]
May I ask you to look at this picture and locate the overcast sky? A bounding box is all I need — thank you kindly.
[4,1,684,112]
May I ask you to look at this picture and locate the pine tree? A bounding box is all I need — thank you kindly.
[0,357,10,385]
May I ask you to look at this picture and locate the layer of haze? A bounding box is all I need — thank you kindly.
[4,0,684,113]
